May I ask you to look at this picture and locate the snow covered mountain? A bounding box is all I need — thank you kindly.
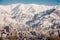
[0,4,60,30]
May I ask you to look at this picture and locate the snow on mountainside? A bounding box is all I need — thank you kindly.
[0,4,60,29]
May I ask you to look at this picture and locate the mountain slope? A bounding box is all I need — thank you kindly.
[0,4,60,29]
[26,8,60,28]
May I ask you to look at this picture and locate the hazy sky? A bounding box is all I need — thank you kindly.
[0,0,60,5]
